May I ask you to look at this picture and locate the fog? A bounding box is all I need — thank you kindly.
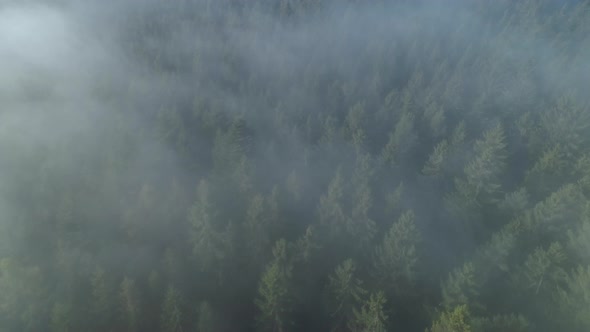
[1,0,589,331]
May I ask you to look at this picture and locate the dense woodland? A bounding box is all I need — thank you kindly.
[2,0,590,331]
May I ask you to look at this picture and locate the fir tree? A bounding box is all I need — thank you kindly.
[160,285,184,332]
[327,259,367,331]
[347,291,389,332]
[373,210,421,295]
[255,239,294,332]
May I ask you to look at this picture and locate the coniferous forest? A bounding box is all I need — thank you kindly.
[2,0,590,331]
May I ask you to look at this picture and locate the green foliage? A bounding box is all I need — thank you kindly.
[442,263,480,311]
[445,123,508,223]
[119,277,141,332]
[373,210,421,294]
[516,243,567,296]
[463,123,507,203]
[245,194,274,265]
[327,259,367,330]
[498,188,530,217]
[318,168,347,238]
[348,155,377,252]
[293,225,321,264]
[555,265,590,331]
[541,96,590,156]
[188,180,228,273]
[348,291,389,332]
[531,184,586,234]
[427,305,471,332]
[4,1,590,331]
[423,140,449,176]
[525,145,570,197]
[380,112,416,167]
[255,239,294,332]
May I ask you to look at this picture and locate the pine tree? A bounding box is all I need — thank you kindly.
[90,266,114,330]
[373,210,421,295]
[326,259,367,331]
[422,139,449,176]
[380,112,416,167]
[245,194,273,266]
[423,101,447,139]
[463,123,507,203]
[498,188,530,218]
[541,95,590,156]
[445,123,507,222]
[525,145,570,198]
[347,291,388,332]
[427,305,471,332]
[255,239,294,332]
[160,285,184,332]
[516,243,567,296]
[195,301,217,332]
[293,225,320,264]
[119,277,140,332]
[442,263,480,311]
[188,180,226,273]
[556,265,590,331]
[318,168,348,241]
[51,302,73,332]
[531,184,586,235]
[348,154,377,253]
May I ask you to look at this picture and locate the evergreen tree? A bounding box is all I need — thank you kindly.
[195,301,218,332]
[50,302,73,332]
[188,180,226,273]
[347,291,389,332]
[318,168,348,241]
[160,285,184,332]
[90,266,115,330]
[442,263,480,311]
[380,112,416,167]
[326,259,367,331]
[463,123,507,203]
[516,243,567,296]
[427,305,471,332]
[119,277,141,332]
[555,265,590,331]
[423,139,449,176]
[373,210,421,295]
[245,194,273,267]
[255,239,294,332]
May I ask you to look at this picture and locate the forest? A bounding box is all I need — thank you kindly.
[1,0,590,331]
